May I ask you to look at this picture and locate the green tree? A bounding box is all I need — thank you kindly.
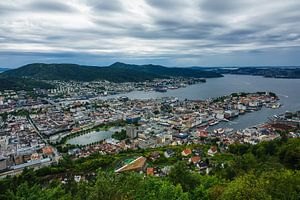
[189,175,224,200]
[261,170,300,200]
[221,173,272,200]
[136,177,188,200]
[168,161,200,191]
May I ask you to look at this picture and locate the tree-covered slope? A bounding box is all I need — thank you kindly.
[3,62,223,82]
[110,62,223,78]
[0,76,54,91]
[0,138,299,200]
[2,63,161,82]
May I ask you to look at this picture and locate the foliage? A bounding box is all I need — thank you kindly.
[3,62,222,83]
[111,129,127,140]
[0,76,54,91]
[0,138,299,199]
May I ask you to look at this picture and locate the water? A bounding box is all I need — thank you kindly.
[66,130,113,145]
[107,75,300,130]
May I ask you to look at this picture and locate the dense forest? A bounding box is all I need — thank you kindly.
[0,137,299,200]
[2,62,222,82]
[0,76,54,91]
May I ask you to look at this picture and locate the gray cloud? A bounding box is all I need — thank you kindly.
[199,0,249,14]
[0,0,300,68]
[145,0,188,10]
[91,0,124,13]
[26,1,76,13]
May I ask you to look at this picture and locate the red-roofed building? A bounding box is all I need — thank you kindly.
[147,167,154,176]
[72,128,81,132]
[197,130,208,138]
[42,146,54,156]
[181,148,192,156]
[189,156,201,164]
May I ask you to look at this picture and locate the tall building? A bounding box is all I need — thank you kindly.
[126,126,138,139]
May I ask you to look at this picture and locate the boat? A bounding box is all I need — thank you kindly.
[214,128,225,134]
[168,86,179,90]
[155,87,168,92]
[209,120,219,126]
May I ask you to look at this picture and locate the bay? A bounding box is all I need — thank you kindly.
[107,75,300,130]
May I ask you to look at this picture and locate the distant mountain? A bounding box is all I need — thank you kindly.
[0,68,9,73]
[206,67,300,78]
[2,62,222,82]
[109,62,222,78]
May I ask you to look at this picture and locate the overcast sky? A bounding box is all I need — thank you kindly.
[1,0,300,68]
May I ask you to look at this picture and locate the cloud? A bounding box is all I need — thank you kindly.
[26,1,77,13]
[199,0,249,14]
[0,0,300,67]
[90,0,124,13]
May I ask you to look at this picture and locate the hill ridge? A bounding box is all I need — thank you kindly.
[2,62,223,82]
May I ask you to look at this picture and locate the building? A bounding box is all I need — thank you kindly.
[164,149,175,158]
[208,146,218,156]
[0,157,7,171]
[181,148,192,156]
[126,116,141,124]
[147,167,154,176]
[42,146,54,157]
[126,126,138,139]
[115,156,147,173]
[14,155,24,165]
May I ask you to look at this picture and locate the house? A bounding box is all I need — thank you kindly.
[181,148,192,156]
[74,175,81,183]
[164,149,175,158]
[147,167,154,176]
[189,156,201,164]
[199,161,208,171]
[207,146,218,156]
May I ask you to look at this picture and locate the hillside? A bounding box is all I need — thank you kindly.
[0,76,54,91]
[219,67,300,78]
[0,68,9,73]
[2,62,222,82]
[0,138,299,199]
[109,62,223,78]
[191,66,300,79]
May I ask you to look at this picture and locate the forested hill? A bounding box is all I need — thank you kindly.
[2,62,222,82]
[0,76,54,91]
[0,68,9,73]
[109,62,223,78]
